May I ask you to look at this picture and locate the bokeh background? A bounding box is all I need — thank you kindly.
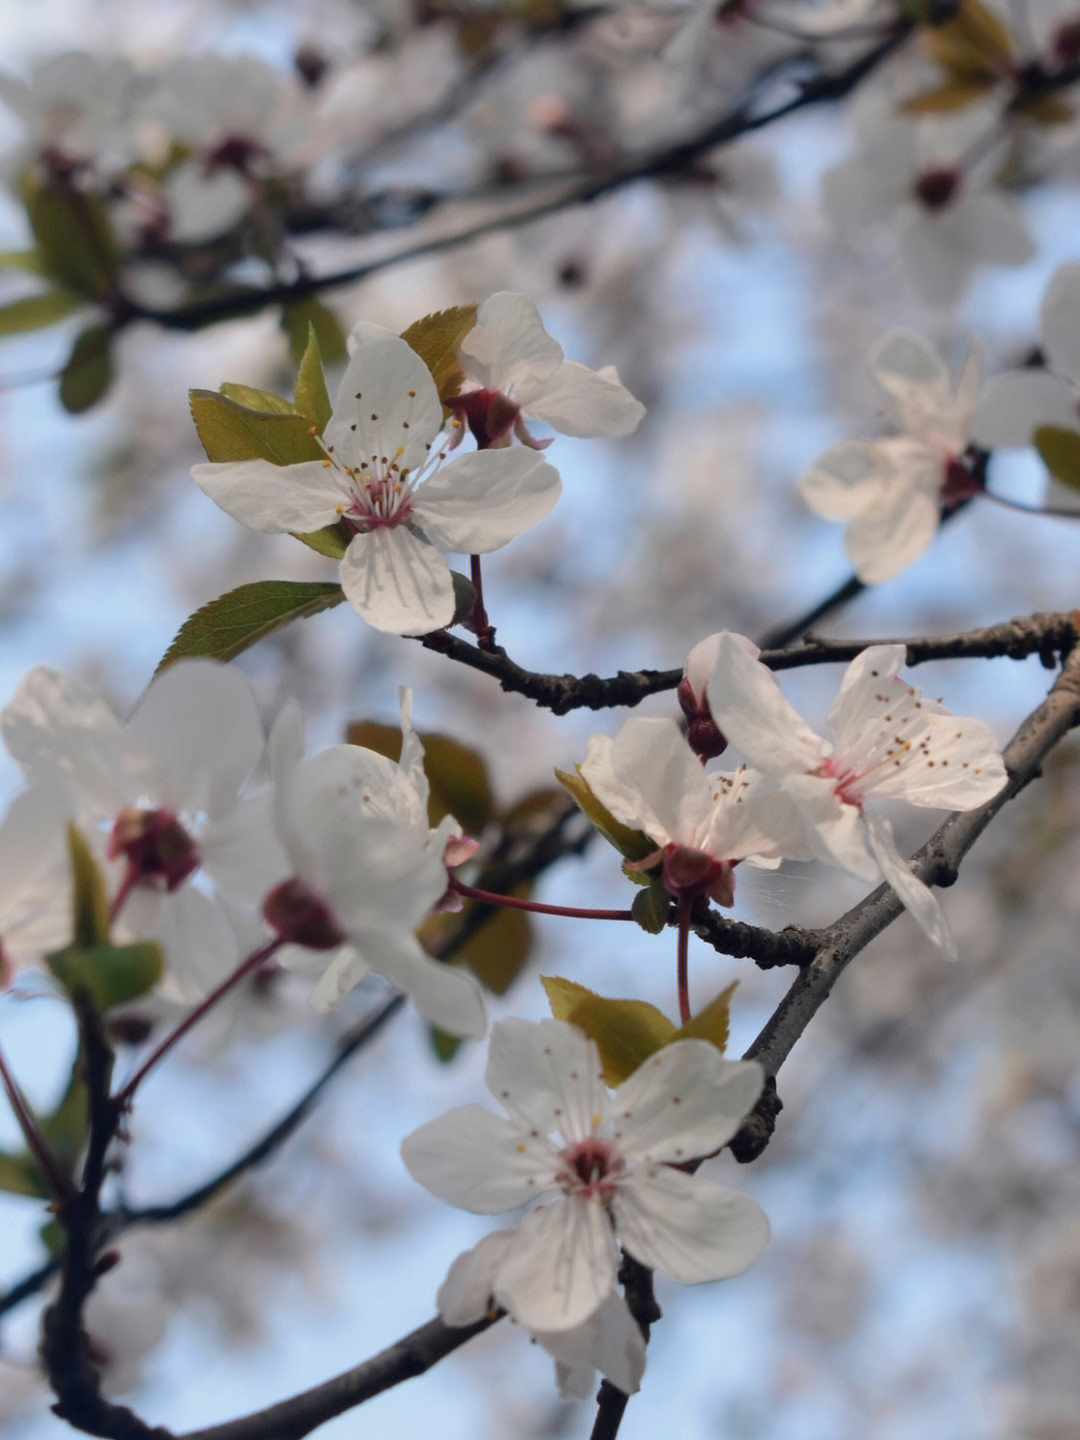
[2,3,1080,1437]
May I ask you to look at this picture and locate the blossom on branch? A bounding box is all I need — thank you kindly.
[0,661,270,1002]
[193,324,561,635]
[452,292,645,450]
[707,635,1008,958]
[402,1017,769,1330]
[579,715,791,907]
[263,690,485,1036]
[800,331,986,583]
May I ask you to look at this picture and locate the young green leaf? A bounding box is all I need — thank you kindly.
[675,981,737,1055]
[59,325,114,412]
[294,323,333,431]
[219,383,298,416]
[0,288,83,335]
[157,580,345,673]
[189,389,323,465]
[1034,425,1080,492]
[541,976,678,1087]
[555,768,656,864]
[401,305,477,405]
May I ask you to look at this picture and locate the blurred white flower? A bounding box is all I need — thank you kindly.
[402,1017,769,1330]
[0,661,269,1003]
[264,690,485,1036]
[801,331,986,583]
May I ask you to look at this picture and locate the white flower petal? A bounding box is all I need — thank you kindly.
[783,773,879,880]
[869,330,953,420]
[972,370,1078,449]
[402,1106,553,1212]
[460,292,563,395]
[863,811,956,959]
[800,440,891,523]
[492,1197,619,1331]
[328,325,443,474]
[416,449,561,555]
[437,1230,518,1324]
[707,635,829,774]
[600,717,714,846]
[339,526,455,635]
[542,1291,645,1399]
[525,361,645,439]
[842,456,941,583]
[1041,264,1080,384]
[366,925,486,1037]
[125,660,263,817]
[486,1017,607,1140]
[615,1046,763,1163]
[191,459,345,533]
[613,1167,770,1284]
[2,667,125,812]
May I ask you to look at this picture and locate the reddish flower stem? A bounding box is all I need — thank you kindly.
[449,876,633,922]
[676,895,693,1026]
[469,554,496,650]
[114,935,284,1109]
[981,488,1080,520]
[0,1041,74,1203]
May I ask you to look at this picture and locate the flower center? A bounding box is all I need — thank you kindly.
[108,808,200,891]
[818,756,864,808]
[325,444,417,534]
[914,167,962,210]
[447,388,521,449]
[263,877,346,949]
[556,1136,625,1201]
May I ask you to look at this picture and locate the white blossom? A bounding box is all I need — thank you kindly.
[402,1017,769,1330]
[193,324,561,635]
[801,331,986,583]
[822,93,1034,308]
[707,635,1008,958]
[0,662,269,1003]
[454,292,645,449]
[264,690,485,1036]
[579,715,790,906]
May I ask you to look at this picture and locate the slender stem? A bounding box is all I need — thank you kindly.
[468,555,495,650]
[676,896,693,1026]
[114,935,284,1108]
[0,1041,74,1203]
[982,488,1080,520]
[449,876,633,921]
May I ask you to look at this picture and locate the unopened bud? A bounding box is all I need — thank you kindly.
[263,878,346,950]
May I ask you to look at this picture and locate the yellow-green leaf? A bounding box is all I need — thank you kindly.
[59,324,113,413]
[555,768,655,864]
[68,825,110,948]
[401,304,477,404]
[631,880,670,933]
[47,940,164,1013]
[282,297,347,366]
[0,288,83,335]
[675,981,737,1055]
[23,178,118,297]
[541,976,677,1086]
[189,389,324,465]
[1035,425,1080,492]
[219,383,298,416]
[294,323,333,431]
[903,81,991,112]
[157,580,345,672]
[0,1151,50,1199]
[0,248,47,275]
[452,899,533,995]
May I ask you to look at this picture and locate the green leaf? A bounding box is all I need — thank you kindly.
[453,897,533,995]
[0,1150,50,1199]
[294,324,333,431]
[67,826,110,948]
[555,768,656,864]
[541,976,677,1087]
[0,288,83,335]
[0,248,47,275]
[675,981,737,1055]
[281,298,347,366]
[157,580,346,672]
[47,940,164,1013]
[401,304,477,404]
[631,880,670,934]
[219,383,298,415]
[1035,425,1080,492]
[449,569,477,626]
[23,178,118,297]
[59,325,114,413]
[189,389,324,465]
[39,1053,89,1171]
